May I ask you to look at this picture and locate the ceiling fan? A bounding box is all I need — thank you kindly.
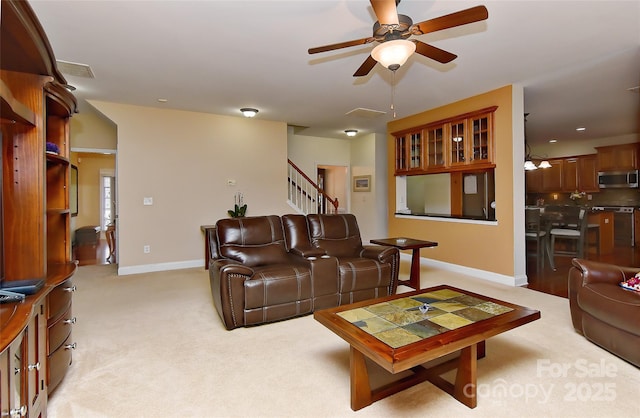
[308,0,488,77]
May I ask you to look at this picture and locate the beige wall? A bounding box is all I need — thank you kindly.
[89,101,291,273]
[70,105,117,150]
[386,85,525,284]
[288,131,389,243]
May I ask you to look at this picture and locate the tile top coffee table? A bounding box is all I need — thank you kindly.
[314,285,540,411]
[370,237,438,289]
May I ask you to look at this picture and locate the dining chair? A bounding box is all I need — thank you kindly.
[525,207,546,271]
[548,206,588,270]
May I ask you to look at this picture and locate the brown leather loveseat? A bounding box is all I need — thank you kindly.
[568,258,640,367]
[209,214,400,330]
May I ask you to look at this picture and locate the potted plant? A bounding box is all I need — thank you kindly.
[228,192,247,218]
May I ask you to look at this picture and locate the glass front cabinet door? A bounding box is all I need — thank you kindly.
[469,112,493,165]
[395,130,424,174]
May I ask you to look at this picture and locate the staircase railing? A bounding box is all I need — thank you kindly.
[287,159,339,214]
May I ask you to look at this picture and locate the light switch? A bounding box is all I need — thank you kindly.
[143,197,153,206]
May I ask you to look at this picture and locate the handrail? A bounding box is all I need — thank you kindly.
[288,159,339,214]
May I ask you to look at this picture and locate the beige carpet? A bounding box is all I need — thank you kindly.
[47,263,638,418]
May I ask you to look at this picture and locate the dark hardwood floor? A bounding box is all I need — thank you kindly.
[73,239,114,266]
[526,243,640,298]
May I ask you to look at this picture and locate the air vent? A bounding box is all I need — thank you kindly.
[56,60,95,78]
[345,108,387,118]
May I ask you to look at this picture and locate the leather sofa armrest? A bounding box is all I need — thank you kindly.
[571,258,638,286]
[289,247,327,258]
[215,259,255,276]
[360,245,397,262]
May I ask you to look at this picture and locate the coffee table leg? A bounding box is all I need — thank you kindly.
[453,343,478,408]
[350,346,372,411]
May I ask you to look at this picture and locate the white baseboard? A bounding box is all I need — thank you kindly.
[400,253,528,287]
[118,259,204,276]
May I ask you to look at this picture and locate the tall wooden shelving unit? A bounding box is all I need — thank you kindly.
[1,0,78,415]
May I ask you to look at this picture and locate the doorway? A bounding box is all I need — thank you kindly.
[317,165,348,213]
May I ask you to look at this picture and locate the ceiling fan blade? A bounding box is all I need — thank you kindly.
[414,40,457,63]
[414,5,488,35]
[370,0,399,25]
[308,37,374,54]
[353,55,377,77]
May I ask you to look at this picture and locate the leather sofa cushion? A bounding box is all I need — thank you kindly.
[578,283,640,336]
[217,216,289,266]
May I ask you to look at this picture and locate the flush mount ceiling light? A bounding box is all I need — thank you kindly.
[344,129,358,137]
[240,108,259,118]
[371,39,416,71]
[576,127,586,132]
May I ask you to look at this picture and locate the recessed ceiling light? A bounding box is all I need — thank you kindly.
[157,98,168,103]
[344,129,358,137]
[549,139,557,143]
[576,127,586,132]
[627,86,639,93]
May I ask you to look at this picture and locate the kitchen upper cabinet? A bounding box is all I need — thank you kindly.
[527,154,599,194]
[562,158,578,192]
[525,166,543,193]
[578,154,598,192]
[393,107,496,175]
[395,130,424,174]
[425,125,445,169]
[542,159,563,192]
[596,143,639,171]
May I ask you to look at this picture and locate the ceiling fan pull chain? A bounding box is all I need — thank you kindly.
[391,69,397,118]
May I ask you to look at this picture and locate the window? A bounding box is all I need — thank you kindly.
[100,172,115,231]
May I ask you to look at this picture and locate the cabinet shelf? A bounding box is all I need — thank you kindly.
[0,79,36,125]
[46,152,70,165]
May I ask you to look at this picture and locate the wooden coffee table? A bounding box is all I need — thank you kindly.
[314,285,540,410]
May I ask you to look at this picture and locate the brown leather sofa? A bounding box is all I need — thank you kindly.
[209,214,400,330]
[568,258,640,367]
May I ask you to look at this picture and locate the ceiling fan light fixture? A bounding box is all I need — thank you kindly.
[524,160,538,171]
[538,160,552,169]
[240,108,259,118]
[371,39,416,70]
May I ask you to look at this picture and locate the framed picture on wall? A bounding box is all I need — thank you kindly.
[353,175,371,192]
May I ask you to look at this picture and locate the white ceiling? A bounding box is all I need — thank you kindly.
[30,0,639,145]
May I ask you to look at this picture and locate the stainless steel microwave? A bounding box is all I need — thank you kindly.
[597,170,639,188]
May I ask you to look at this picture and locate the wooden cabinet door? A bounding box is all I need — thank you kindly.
[468,113,493,165]
[542,159,563,192]
[425,125,446,169]
[597,143,639,171]
[578,154,598,192]
[562,158,578,192]
[26,300,47,416]
[395,135,408,174]
[407,131,423,171]
[526,167,543,193]
[448,119,467,166]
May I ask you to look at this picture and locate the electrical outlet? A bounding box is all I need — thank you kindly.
[143,245,150,253]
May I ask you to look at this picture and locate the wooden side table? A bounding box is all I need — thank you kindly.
[370,237,438,290]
